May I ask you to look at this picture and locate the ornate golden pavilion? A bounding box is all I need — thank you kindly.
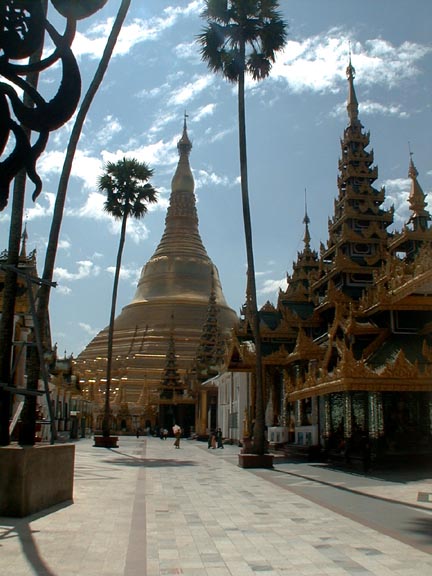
[75,119,238,435]
[229,59,432,462]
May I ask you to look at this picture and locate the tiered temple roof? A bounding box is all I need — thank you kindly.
[228,58,432,414]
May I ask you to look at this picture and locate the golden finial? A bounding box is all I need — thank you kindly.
[178,111,192,155]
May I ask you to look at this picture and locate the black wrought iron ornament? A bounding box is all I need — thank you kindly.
[0,0,108,210]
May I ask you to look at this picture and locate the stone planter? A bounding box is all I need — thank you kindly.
[238,453,274,469]
[0,444,75,517]
[93,435,119,448]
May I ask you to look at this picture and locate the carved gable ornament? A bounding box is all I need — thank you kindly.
[377,349,418,379]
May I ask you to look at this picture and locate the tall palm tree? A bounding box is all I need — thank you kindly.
[99,158,157,438]
[19,0,131,447]
[198,0,287,455]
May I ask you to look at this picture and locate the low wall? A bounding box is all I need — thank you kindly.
[0,444,75,517]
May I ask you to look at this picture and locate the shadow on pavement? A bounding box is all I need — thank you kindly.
[406,516,432,545]
[0,502,73,576]
[103,448,198,467]
[310,462,432,483]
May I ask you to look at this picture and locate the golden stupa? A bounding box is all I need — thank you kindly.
[75,118,238,433]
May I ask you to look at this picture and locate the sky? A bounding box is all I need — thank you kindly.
[0,0,431,357]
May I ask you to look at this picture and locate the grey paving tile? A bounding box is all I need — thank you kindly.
[2,437,432,576]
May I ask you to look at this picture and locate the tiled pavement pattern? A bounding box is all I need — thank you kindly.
[1,436,431,575]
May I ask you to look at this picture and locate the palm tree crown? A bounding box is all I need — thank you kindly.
[100,157,157,220]
[198,0,287,82]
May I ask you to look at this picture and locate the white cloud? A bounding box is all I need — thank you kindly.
[97,115,123,143]
[382,177,410,227]
[79,322,97,335]
[26,192,56,220]
[193,103,216,122]
[38,149,103,191]
[54,260,101,282]
[174,41,201,62]
[68,190,161,242]
[56,284,72,295]
[101,139,176,168]
[137,83,171,100]
[148,113,179,137]
[72,1,204,60]
[331,99,408,120]
[258,277,288,297]
[195,169,232,189]
[207,126,236,144]
[168,75,214,106]
[106,264,141,284]
[271,31,431,94]
[69,191,105,220]
[124,220,152,245]
[57,238,71,251]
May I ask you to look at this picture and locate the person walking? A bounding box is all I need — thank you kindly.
[216,428,224,449]
[172,424,181,448]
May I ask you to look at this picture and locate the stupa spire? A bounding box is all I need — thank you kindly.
[178,111,192,156]
[148,115,208,262]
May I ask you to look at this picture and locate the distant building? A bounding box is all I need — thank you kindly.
[227,59,432,464]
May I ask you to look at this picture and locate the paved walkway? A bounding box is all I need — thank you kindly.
[1,436,432,576]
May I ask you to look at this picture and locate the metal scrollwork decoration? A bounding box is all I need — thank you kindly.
[0,0,108,211]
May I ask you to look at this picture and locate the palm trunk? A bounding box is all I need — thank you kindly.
[103,212,127,437]
[21,0,131,445]
[237,44,265,455]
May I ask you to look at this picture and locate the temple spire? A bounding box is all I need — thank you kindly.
[160,314,183,399]
[346,54,360,127]
[303,189,311,251]
[20,223,28,258]
[407,149,430,230]
[149,116,209,261]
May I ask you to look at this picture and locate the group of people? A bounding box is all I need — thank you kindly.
[208,428,224,449]
[137,424,225,450]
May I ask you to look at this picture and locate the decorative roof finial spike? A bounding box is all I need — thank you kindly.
[20,222,28,258]
[346,51,360,127]
[303,188,311,249]
[177,111,192,156]
[408,143,418,180]
[406,145,430,229]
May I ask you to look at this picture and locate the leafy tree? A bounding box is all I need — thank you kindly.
[99,158,157,437]
[19,0,132,446]
[198,0,287,455]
